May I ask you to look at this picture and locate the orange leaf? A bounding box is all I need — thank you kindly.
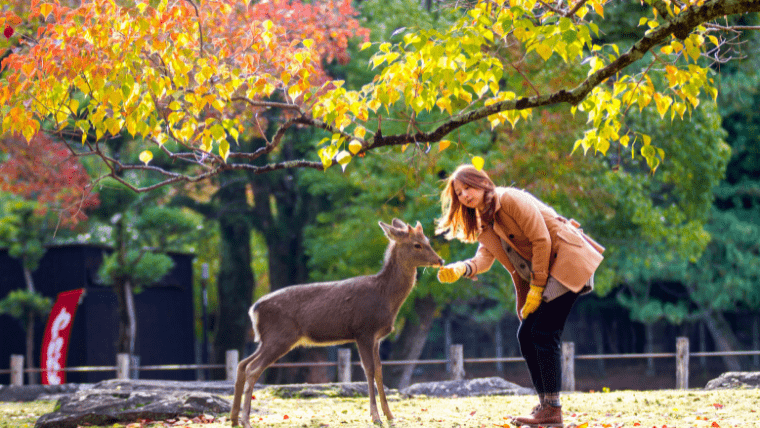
[577,423,589,428]
[711,422,721,428]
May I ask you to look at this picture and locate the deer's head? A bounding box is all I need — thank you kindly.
[379,219,444,268]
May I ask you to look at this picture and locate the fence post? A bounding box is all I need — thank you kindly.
[676,337,689,390]
[449,344,465,381]
[561,342,575,392]
[10,355,24,386]
[226,350,239,382]
[337,348,352,383]
[116,353,130,379]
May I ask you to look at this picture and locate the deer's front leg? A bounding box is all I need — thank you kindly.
[356,339,382,424]
[372,340,393,420]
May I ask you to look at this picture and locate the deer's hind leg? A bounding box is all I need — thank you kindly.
[238,327,302,428]
[231,351,258,427]
[372,339,393,420]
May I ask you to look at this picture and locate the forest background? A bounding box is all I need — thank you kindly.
[1,0,759,390]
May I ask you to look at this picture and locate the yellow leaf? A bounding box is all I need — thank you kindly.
[592,1,604,17]
[219,140,230,162]
[139,150,153,165]
[303,39,314,49]
[439,140,452,152]
[336,150,351,172]
[535,43,552,61]
[39,3,53,19]
[348,140,362,155]
[620,135,630,147]
[360,42,372,51]
[472,156,485,171]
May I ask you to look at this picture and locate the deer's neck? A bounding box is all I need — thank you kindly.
[377,243,418,310]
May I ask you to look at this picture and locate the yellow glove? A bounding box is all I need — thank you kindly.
[437,262,468,283]
[520,284,544,319]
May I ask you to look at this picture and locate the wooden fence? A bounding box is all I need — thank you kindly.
[3,337,760,391]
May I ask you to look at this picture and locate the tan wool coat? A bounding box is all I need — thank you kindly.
[463,187,605,316]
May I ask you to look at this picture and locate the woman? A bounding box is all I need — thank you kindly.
[436,164,604,428]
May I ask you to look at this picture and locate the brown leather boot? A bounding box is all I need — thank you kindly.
[512,404,563,427]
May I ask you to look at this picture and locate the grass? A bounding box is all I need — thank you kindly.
[2,388,759,428]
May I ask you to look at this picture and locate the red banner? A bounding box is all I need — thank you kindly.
[40,289,85,385]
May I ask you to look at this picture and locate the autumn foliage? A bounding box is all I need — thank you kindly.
[0,0,367,167]
[0,133,99,226]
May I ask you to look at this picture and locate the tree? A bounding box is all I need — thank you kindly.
[2,0,759,191]
[155,0,370,376]
[0,133,99,226]
[0,194,53,384]
[0,131,98,383]
[93,180,203,356]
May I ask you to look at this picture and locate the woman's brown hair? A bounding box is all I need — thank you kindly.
[435,165,497,242]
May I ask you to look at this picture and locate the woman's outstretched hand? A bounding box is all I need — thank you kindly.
[437,262,467,283]
[520,284,544,318]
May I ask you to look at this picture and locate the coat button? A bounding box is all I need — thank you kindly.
[509,234,515,239]
[506,247,512,253]
[520,263,527,269]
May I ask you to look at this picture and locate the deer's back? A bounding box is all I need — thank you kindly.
[254,275,397,342]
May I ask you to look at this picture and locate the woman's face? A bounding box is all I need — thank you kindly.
[452,179,485,211]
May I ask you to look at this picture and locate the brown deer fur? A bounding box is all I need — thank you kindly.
[230,219,444,427]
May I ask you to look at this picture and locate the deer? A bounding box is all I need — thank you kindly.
[230,219,444,428]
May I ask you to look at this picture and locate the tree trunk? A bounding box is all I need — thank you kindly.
[213,198,256,372]
[700,311,743,372]
[115,279,137,356]
[22,265,38,384]
[386,295,438,389]
[645,323,655,377]
[249,132,326,384]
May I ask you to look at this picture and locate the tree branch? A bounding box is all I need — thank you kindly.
[367,0,760,151]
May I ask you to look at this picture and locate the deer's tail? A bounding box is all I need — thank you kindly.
[249,302,261,343]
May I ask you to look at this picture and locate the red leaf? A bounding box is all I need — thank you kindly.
[713,403,724,409]
[711,422,721,428]
[469,411,476,416]
[283,415,289,420]
[3,26,13,38]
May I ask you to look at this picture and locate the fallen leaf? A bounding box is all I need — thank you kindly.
[711,422,720,427]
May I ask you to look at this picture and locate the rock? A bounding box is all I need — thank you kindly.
[401,377,534,397]
[34,383,231,428]
[704,372,760,390]
[263,382,395,398]
[0,384,91,402]
[91,379,238,395]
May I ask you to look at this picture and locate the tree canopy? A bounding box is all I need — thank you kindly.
[2,0,758,192]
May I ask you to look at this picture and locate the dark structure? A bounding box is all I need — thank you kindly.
[0,244,196,384]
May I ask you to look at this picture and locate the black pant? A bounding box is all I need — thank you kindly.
[517,291,579,394]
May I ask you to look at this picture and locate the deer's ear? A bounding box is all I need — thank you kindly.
[379,221,405,241]
[414,221,424,234]
[391,218,406,229]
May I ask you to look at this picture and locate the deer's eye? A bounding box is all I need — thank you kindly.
[414,243,423,249]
